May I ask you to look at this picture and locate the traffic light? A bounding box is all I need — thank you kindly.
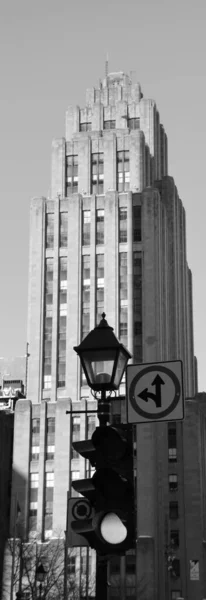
[70,425,135,555]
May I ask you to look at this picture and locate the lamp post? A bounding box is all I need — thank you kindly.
[74,312,131,425]
[74,313,131,600]
[36,563,46,599]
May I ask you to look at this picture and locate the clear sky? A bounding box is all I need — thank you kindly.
[0,0,206,391]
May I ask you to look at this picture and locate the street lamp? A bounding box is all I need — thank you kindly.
[74,313,131,424]
[73,313,132,599]
[36,563,46,599]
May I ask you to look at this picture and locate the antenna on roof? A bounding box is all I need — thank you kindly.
[105,53,109,78]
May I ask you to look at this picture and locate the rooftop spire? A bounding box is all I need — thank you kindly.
[105,53,109,78]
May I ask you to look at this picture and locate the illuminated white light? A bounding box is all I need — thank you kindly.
[100,513,127,544]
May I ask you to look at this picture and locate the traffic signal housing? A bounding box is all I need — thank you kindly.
[70,425,135,555]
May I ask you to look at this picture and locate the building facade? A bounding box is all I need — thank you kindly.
[10,71,199,599]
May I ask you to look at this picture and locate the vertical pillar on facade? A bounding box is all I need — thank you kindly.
[37,401,47,536]
[77,137,91,195]
[10,400,32,539]
[51,197,60,402]
[66,196,82,401]
[90,195,96,331]
[127,192,133,357]
[53,398,71,534]
[27,198,46,403]
[140,99,156,184]
[51,138,66,199]
[104,192,119,330]
[186,268,195,397]
[103,134,117,193]
[130,131,145,193]
[65,106,80,141]
[161,176,179,361]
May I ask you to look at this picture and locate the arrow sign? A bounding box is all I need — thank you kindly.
[138,374,165,408]
[126,361,184,424]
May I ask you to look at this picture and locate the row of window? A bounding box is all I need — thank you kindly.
[66,151,133,196]
[28,471,54,536]
[79,117,140,132]
[31,418,55,461]
[82,206,141,247]
[46,212,68,249]
[46,206,141,249]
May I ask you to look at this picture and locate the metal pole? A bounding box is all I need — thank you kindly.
[18,539,23,593]
[95,389,109,599]
[96,555,108,600]
[86,546,89,600]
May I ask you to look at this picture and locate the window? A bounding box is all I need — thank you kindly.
[46,418,55,458]
[82,210,91,246]
[66,155,78,195]
[46,472,54,487]
[96,209,104,245]
[133,252,142,363]
[104,120,115,130]
[169,448,177,462]
[170,559,180,578]
[126,553,136,574]
[43,375,51,390]
[96,254,104,324]
[29,473,39,532]
[82,255,91,340]
[45,258,53,311]
[47,417,55,435]
[30,473,39,488]
[44,472,54,535]
[169,502,178,520]
[46,214,54,249]
[80,122,92,131]
[171,591,182,599]
[67,555,76,575]
[119,207,127,243]
[170,530,179,548]
[168,423,177,462]
[169,474,178,492]
[58,259,67,388]
[71,416,80,458]
[91,153,104,194]
[128,117,140,130]
[32,419,40,435]
[59,257,67,289]
[120,307,128,347]
[119,253,127,301]
[46,445,55,460]
[133,206,141,242]
[43,260,53,389]
[31,446,40,461]
[59,213,68,248]
[117,151,130,192]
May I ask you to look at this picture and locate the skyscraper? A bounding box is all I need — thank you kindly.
[11,70,197,599]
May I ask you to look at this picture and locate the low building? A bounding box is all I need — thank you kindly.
[8,392,206,600]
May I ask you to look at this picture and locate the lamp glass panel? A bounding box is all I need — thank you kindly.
[81,349,116,385]
[113,349,128,387]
